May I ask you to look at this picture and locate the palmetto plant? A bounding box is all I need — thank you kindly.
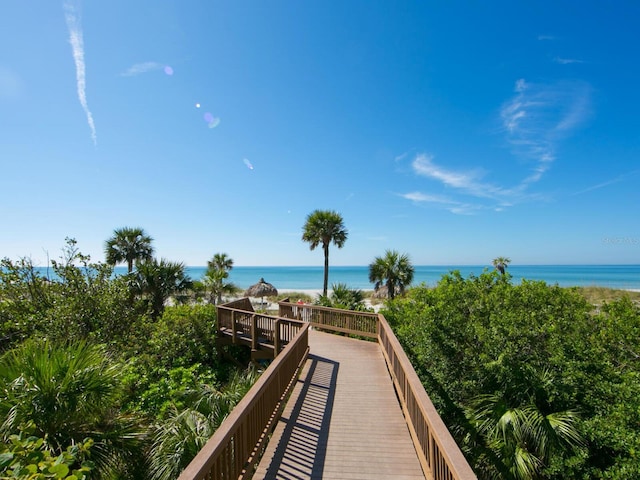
[0,340,149,479]
[132,258,192,319]
[302,210,348,297]
[148,368,259,480]
[466,368,585,480]
[104,227,154,273]
[368,250,415,300]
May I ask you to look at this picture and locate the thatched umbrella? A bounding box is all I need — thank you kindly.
[245,277,278,307]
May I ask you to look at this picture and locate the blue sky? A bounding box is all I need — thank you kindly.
[1,1,639,267]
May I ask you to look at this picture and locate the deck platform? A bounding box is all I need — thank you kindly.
[254,330,425,479]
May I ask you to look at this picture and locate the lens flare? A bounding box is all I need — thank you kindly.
[195,103,201,108]
[203,112,220,128]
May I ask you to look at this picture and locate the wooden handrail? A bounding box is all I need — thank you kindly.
[179,300,475,480]
[279,301,476,480]
[177,321,309,480]
[378,314,476,480]
[278,300,379,338]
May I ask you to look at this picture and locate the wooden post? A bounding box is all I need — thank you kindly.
[231,311,237,344]
[274,319,281,357]
[251,314,257,351]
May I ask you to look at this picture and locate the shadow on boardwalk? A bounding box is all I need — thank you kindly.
[260,354,339,479]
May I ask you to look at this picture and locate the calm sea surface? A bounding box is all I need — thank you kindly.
[31,265,640,291]
[184,265,640,291]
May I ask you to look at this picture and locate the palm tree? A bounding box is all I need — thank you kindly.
[0,340,149,479]
[208,252,233,273]
[368,250,415,300]
[132,259,192,319]
[302,210,348,297]
[204,253,237,304]
[104,227,154,273]
[492,256,511,275]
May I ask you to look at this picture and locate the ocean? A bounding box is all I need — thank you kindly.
[188,265,640,291]
[29,265,640,291]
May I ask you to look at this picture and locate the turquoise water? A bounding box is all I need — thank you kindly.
[189,265,640,291]
[30,265,640,290]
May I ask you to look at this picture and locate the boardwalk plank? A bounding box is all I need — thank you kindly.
[253,330,425,480]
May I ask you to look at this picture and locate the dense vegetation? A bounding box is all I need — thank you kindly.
[384,270,640,479]
[0,239,257,479]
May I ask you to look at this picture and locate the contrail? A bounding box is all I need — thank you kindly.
[64,1,97,146]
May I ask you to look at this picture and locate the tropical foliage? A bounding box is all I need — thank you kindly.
[314,283,369,311]
[384,270,640,479]
[131,258,192,319]
[203,253,238,304]
[104,227,154,273]
[492,256,511,275]
[0,340,148,479]
[368,250,414,299]
[0,431,93,479]
[0,238,259,480]
[301,209,348,296]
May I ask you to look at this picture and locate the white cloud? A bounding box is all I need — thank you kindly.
[412,154,482,190]
[572,169,640,195]
[64,0,97,146]
[554,57,584,65]
[400,191,455,204]
[121,62,163,76]
[500,78,591,182]
[399,79,591,214]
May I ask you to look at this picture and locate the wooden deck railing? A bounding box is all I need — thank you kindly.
[278,301,476,480]
[178,299,475,480]
[278,301,379,338]
[218,301,304,356]
[177,320,309,480]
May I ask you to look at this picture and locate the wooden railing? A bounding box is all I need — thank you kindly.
[278,301,379,338]
[179,299,475,480]
[218,302,304,356]
[177,320,309,480]
[278,301,476,480]
[377,314,476,480]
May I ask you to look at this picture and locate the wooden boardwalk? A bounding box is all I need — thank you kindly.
[254,330,425,480]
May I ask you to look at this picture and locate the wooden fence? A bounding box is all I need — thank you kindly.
[179,300,476,480]
[177,321,309,480]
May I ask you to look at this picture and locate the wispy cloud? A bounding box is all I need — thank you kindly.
[554,57,584,65]
[64,0,97,146]
[121,62,163,76]
[538,35,556,41]
[500,78,591,180]
[399,191,483,215]
[572,169,640,195]
[399,79,591,214]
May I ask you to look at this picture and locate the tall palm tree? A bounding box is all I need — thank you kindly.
[492,256,511,275]
[368,250,415,300]
[204,253,237,304]
[302,210,348,297]
[207,252,233,273]
[0,340,149,479]
[132,259,192,319]
[104,227,154,273]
